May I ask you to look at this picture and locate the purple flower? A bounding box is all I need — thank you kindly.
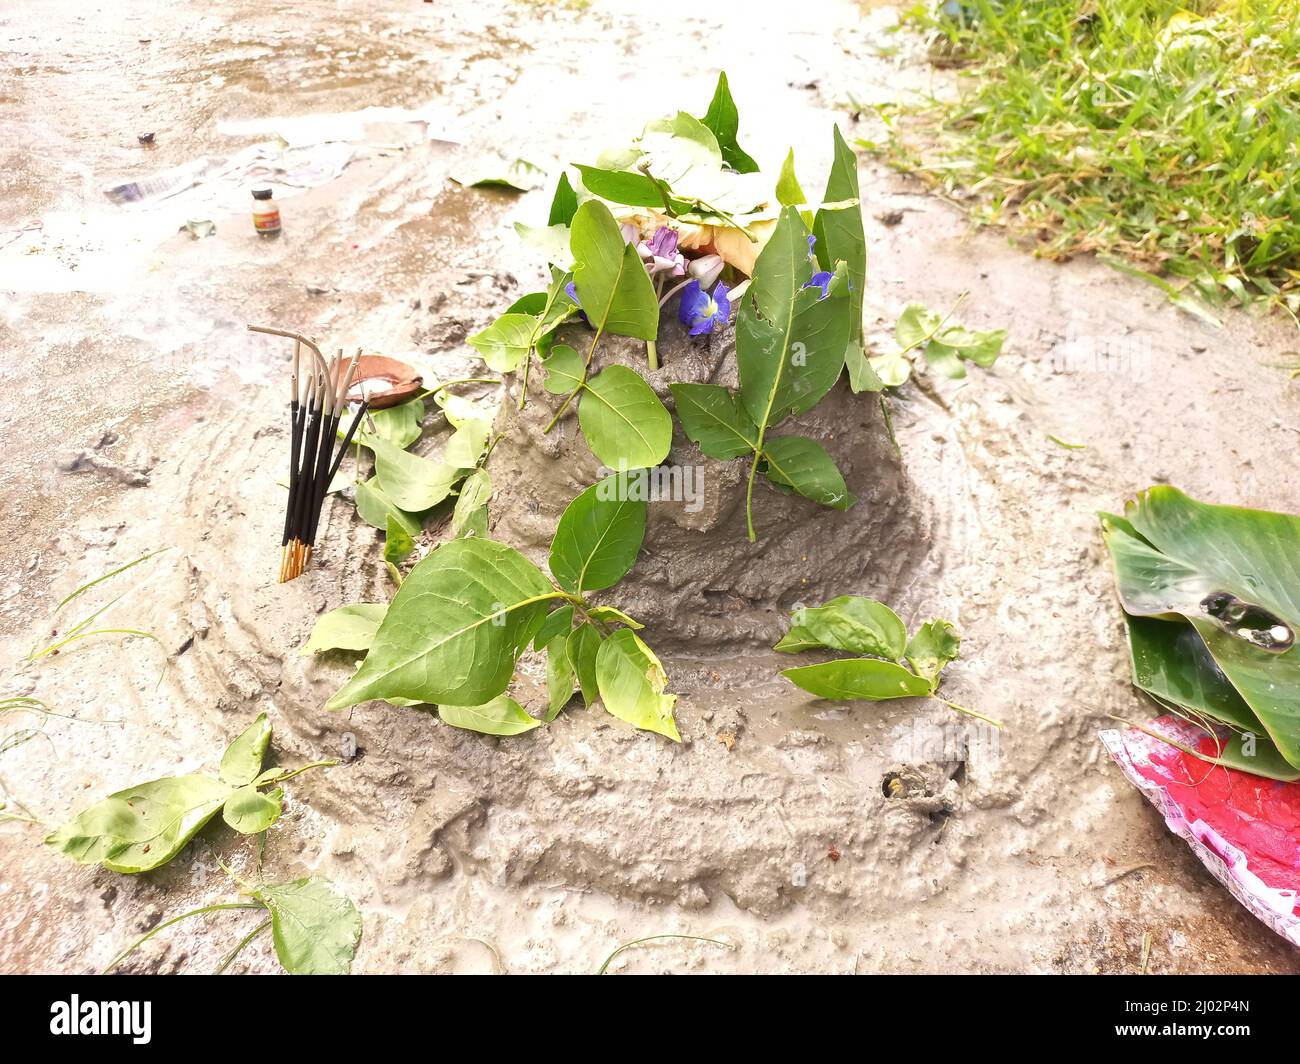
[564,280,590,324]
[805,271,833,300]
[638,225,685,277]
[678,280,732,336]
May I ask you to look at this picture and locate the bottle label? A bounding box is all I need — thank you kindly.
[254,208,281,233]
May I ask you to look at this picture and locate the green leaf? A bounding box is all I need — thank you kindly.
[326,538,556,711]
[595,629,680,741]
[775,148,811,226]
[670,382,758,460]
[549,172,579,227]
[220,713,272,786]
[444,418,491,469]
[44,775,232,874]
[302,604,389,656]
[452,468,492,538]
[567,622,602,707]
[570,200,659,341]
[468,312,537,372]
[587,605,642,629]
[548,475,647,593]
[515,222,573,268]
[738,214,850,426]
[222,784,283,834]
[1102,487,1300,767]
[384,514,415,566]
[355,477,421,536]
[782,658,934,701]
[896,303,944,348]
[1125,614,1261,733]
[762,436,855,510]
[546,634,577,721]
[813,127,875,392]
[776,597,907,658]
[534,603,575,650]
[370,436,458,512]
[254,876,362,976]
[905,620,961,688]
[574,165,666,209]
[438,696,542,736]
[699,71,759,174]
[579,366,673,470]
[451,157,545,192]
[541,344,585,395]
[868,350,912,388]
[353,399,423,451]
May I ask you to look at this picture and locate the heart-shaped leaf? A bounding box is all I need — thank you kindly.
[254,876,362,976]
[578,366,673,470]
[548,475,647,593]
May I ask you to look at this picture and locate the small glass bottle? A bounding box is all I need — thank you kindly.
[251,186,281,239]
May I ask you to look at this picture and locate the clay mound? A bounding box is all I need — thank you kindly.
[488,323,932,651]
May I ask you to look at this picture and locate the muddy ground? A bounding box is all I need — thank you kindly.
[2,0,1298,974]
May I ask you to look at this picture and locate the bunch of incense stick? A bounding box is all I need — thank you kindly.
[248,325,369,582]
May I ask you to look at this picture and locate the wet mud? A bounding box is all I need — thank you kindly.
[1,0,1299,974]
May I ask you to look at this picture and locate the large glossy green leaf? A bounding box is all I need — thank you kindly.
[782,659,934,702]
[698,71,759,174]
[670,382,757,460]
[44,775,232,874]
[775,597,907,658]
[301,603,388,656]
[220,713,272,786]
[762,436,855,511]
[438,696,542,736]
[325,538,557,711]
[595,630,680,741]
[570,200,659,341]
[370,436,458,512]
[1125,614,1260,733]
[1103,487,1300,767]
[813,126,881,393]
[254,876,362,976]
[548,476,647,593]
[578,366,672,470]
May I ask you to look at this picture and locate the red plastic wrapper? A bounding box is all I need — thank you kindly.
[1102,715,1300,948]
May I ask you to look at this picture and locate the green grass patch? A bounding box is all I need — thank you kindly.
[877,1,1300,314]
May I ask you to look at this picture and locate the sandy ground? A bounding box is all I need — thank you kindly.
[2,0,1299,974]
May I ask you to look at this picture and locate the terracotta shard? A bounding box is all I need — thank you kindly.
[338,355,422,410]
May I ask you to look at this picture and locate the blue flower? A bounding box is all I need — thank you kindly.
[564,280,590,324]
[805,271,833,300]
[678,280,732,336]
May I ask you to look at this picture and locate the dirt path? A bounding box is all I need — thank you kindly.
[1,0,1298,973]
